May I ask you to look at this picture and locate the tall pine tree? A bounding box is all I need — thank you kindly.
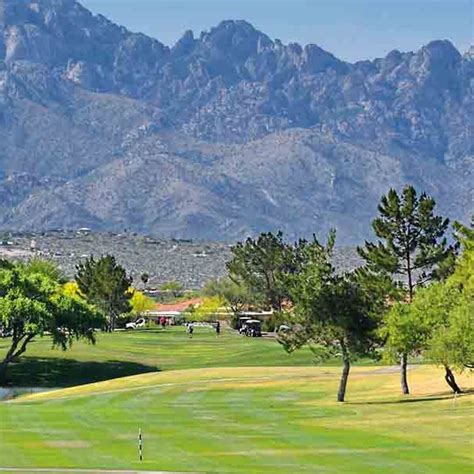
[76,255,132,332]
[280,232,385,402]
[227,232,297,311]
[358,186,453,394]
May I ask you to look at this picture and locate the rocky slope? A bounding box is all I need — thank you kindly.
[0,0,472,244]
[0,230,362,289]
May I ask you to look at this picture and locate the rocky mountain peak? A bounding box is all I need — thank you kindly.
[408,39,462,89]
[2,0,123,65]
[3,0,89,30]
[172,30,195,55]
[0,0,471,243]
[301,43,347,74]
[199,20,273,60]
[423,39,461,60]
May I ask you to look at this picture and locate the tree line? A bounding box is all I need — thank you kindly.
[0,255,154,384]
[217,186,473,401]
[1,185,472,398]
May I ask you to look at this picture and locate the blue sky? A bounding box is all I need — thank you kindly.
[80,0,473,62]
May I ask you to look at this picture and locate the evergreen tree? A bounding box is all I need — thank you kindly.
[23,258,66,283]
[226,231,298,311]
[75,255,132,332]
[358,186,454,394]
[280,233,385,402]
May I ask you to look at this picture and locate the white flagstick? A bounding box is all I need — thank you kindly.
[138,428,143,461]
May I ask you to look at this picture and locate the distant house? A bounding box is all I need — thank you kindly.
[146,298,275,326]
[146,298,202,324]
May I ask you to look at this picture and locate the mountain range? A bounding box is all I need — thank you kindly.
[0,0,472,244]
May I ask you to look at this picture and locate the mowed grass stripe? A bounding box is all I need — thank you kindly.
[14,366,375,402]
[1,366,473,473]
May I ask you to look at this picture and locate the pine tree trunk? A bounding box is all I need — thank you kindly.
[337,356,350,402]
[400,353,409,395]
[444,366,462,394]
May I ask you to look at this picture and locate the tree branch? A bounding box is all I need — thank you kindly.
[12,333,36,359]
[3,331,23,364]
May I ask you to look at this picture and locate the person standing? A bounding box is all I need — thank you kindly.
[215,321,221,337]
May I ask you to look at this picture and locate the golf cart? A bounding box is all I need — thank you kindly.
[126,318,146,330]
[238,316,251,334]
[243,319,262,337]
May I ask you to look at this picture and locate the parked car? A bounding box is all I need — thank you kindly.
[125,318,146,330]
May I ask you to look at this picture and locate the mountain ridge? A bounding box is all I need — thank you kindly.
[0,0,472,243]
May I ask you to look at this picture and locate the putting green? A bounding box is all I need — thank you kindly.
[1,366,472,473]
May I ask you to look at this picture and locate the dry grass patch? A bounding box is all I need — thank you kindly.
[45,441,91,449]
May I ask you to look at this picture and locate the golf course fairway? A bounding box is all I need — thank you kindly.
[1,365,472,473]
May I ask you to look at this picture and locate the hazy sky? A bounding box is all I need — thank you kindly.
[80,0,473,62]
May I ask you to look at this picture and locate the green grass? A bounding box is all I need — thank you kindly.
[1,366,473,473]
[0,327,317,387]
[0,328,472,473]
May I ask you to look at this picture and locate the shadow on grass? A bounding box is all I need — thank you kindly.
[3,357,159,388]
[347,389,474,406]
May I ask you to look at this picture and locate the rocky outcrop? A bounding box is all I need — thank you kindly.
[0,0,472,244]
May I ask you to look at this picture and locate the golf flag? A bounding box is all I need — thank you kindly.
[138,428,143,461]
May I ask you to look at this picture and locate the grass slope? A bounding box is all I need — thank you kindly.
[0,328,317,387]
[1,366,473,473]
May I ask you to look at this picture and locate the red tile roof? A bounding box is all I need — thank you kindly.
[155,298,202,313]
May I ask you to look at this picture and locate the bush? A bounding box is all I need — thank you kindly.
[262,312,284,332]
